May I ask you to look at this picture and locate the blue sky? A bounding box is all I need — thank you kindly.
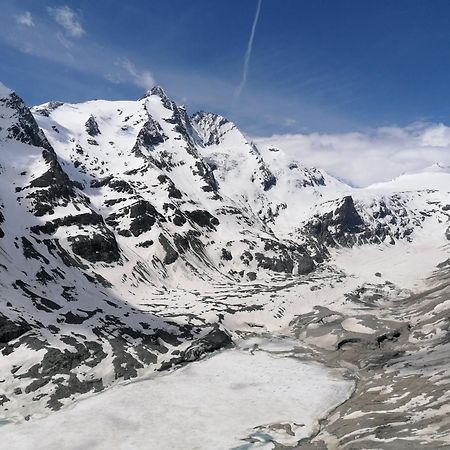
[2,0,450,135]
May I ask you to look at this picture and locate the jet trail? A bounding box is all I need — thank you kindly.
[233,0,263,103]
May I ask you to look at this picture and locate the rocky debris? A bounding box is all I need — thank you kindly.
[3,299,232,415]
[159,326,232,371]
[291,269,450,449]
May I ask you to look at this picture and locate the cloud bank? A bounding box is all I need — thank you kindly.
[254,122,450,186]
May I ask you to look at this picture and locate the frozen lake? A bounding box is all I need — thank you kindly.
[0,344,353,449]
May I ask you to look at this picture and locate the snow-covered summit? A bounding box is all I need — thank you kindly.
[368,162,450,191]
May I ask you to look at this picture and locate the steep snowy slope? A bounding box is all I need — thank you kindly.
[0,85,232,419]
[33,87,317,288]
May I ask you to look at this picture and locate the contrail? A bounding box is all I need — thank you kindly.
[233,0,262,103]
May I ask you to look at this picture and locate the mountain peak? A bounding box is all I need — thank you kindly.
[140,85,169,101]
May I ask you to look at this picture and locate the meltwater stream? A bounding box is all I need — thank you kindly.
[0,338,353,449]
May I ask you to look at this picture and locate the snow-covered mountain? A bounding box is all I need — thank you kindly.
[0,80,449,445]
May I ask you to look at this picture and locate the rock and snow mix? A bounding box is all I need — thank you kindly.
[0,81,448,448]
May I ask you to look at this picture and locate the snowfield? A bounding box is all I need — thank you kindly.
[0,344,353,450]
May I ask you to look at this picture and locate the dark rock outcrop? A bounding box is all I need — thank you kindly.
[186,209,219,229]
[306,196,367,247]
[85,115,101,137]
[132,114,167,156]
[1,92,53,151]
[68,233,121,263]
[255,239,315,275]
[0,315,31,344]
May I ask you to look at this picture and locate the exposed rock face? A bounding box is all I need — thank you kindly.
[27,149,78,216]
[132,114,167,156]
[186,209,219,229]
[158,234,179,265]
[1,92,53,151]
[255,239,315,275]
[85,115,101,137]
[191,111,232,146]
[0,209,4,239]
[307,196,366,247]
[0,316,31,344]
[303,194,426,249]
[159,326,232,370]
[68,233,121,263]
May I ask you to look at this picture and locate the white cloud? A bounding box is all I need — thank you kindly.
[48,6,84,38]
[15,11,34,27]
[254,122,450,187]
[116,58,155,90]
